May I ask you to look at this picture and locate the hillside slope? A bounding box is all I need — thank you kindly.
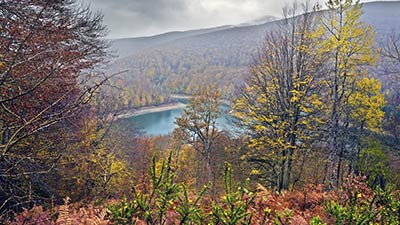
[108,1,400,108]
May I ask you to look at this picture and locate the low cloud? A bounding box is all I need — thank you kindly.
[81,0,380,39]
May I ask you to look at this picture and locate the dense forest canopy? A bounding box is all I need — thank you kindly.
[0,0,399,224]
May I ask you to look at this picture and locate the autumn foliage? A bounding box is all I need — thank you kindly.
[1,0,399,224]
[0,0,121,217]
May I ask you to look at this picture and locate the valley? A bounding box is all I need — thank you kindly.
[107,1,400,109]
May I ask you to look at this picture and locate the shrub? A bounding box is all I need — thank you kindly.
[325,177,400,225]
[210,162,256,225]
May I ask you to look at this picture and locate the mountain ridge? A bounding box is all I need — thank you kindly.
[107,1,400,108]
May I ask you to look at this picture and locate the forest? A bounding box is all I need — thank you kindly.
[0,0,399,224]
[106,1,400,110]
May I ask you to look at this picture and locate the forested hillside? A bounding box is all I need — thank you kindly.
[108,1,400,109]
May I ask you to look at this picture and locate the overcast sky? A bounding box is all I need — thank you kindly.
[80,0,385,39]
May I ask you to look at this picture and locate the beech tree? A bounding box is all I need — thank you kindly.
[233,3,325,191]
[317,0,384,189]
[233,0,385,191]
[174,88,222,187]
[0,0,110,215]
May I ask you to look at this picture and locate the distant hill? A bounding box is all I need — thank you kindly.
[109,16,280,59]
[107,1,400,108]
[238,15,280,26]
[109,25,233,58]
[360,1,400,35]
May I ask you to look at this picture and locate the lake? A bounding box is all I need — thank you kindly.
[123,103,235,136]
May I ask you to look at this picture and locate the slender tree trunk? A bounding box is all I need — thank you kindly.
[336,145,344,187]
[283,148,293,190]
[195,151,203,190]
[206,155,211,185]
[205,143,212,185]
[328,43,341,190]
[329,117,339,190]
[278,148,288,192]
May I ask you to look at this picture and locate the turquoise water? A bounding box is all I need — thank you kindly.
[123,104,235,136]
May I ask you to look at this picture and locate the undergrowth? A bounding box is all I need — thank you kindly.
[4,154,399,224]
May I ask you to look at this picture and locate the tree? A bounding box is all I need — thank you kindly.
[56,87,135,202]
[173,87,222,187]
[347,77,385,175]
[380,32,400,143]
[0,0,110,215]
[317,0,383,189]
[232,3,325,191]
[381,32,400,64]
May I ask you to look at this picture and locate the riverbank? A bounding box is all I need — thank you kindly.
[116,102,186,119]
[171,93,231,106]
[170,94,191,99]
[115,94,231,120]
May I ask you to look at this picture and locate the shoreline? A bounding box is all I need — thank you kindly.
[171,93,231,106]
[170,94,191,99]
[116,102,186,119]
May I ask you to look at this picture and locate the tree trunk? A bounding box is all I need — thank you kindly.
[282,148,293,190]
[336,145,344,187]
[206,154,212,184]
[204,142,212,185]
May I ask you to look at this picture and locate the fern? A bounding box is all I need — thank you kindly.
[56,197,71,225]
